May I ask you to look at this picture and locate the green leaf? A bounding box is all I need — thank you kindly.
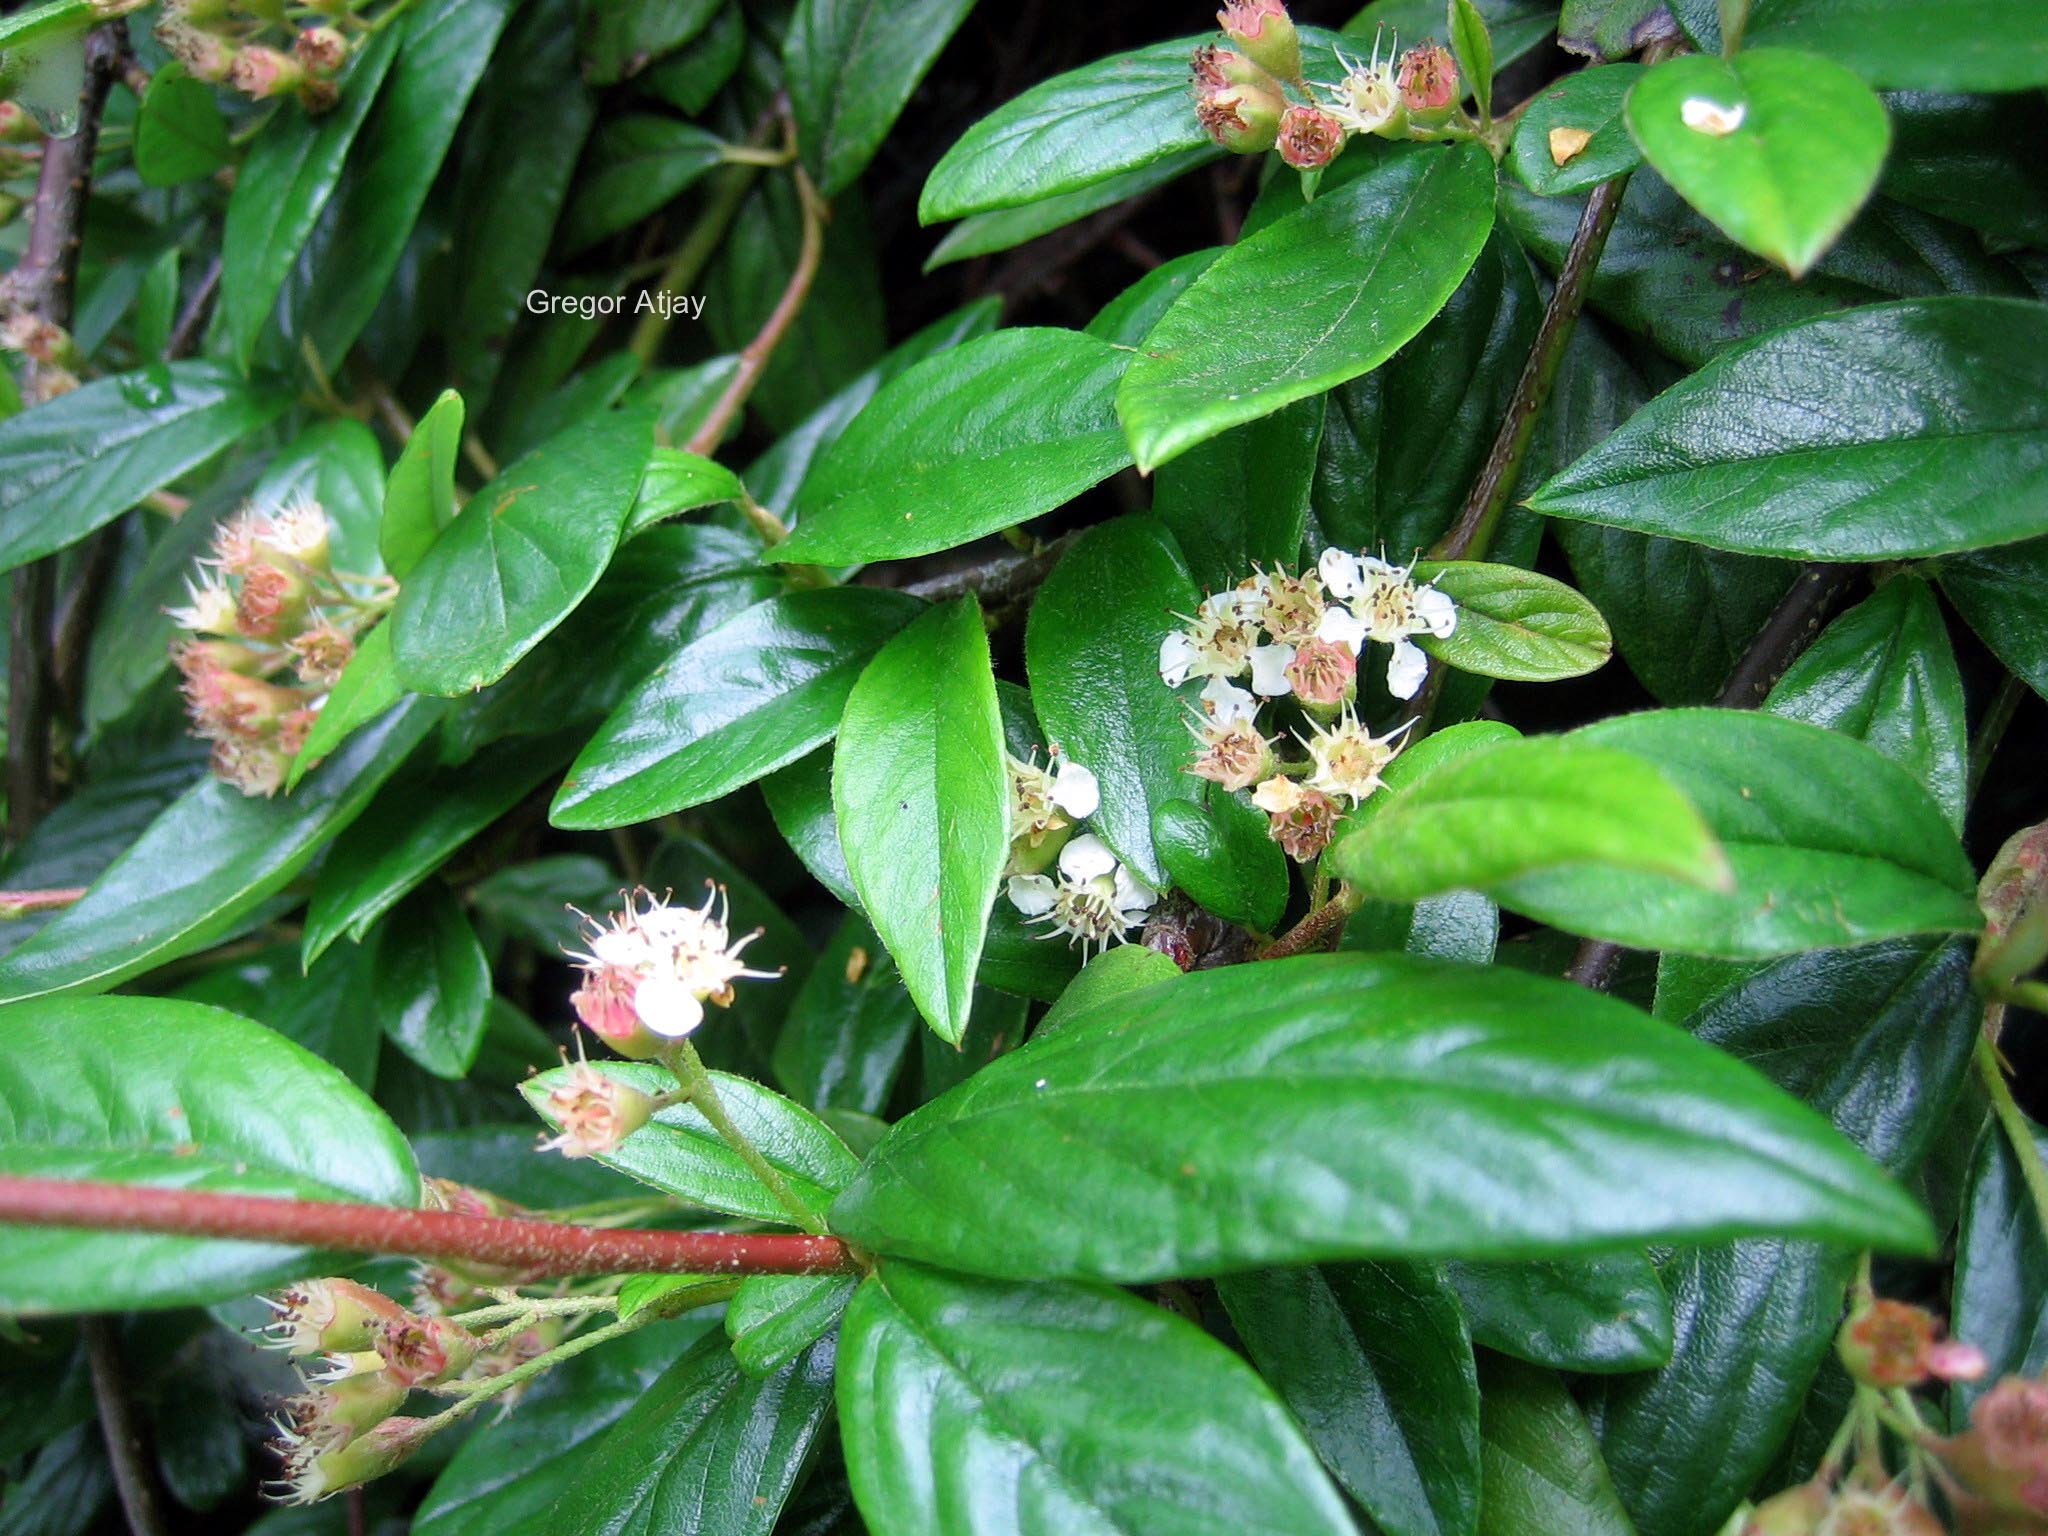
[512,1331,834,1536]
[1530,298,2048,559]
[763,748,860,910]
[926,152,1210,271]
[725,1273,858,1377]
[559,116,727,255]
[1940,536,2048,704]
[286,623,403,788]
[830,953,1936,1282]
[833,598,1006,1044]
[553,587,921,829]
[1035,944,1182,1037]
[1087,247,1222,346]
[0,996,416,1313]
[623,448,745,538]
[1450,0,1495,121]
[1478,1358,1636,1536]
[1447,1255,1675,1373]
[1217,1262,1481,1536]
[1955,1114,2048,1416]
[1346,0,1558,75]
[382,388,464,579]
[1741,0,2048,92]
[838,1261,1357,1536]
[772,912,919,1116]
[1331,735,1730,903]
[1153,397,1324,595]
[1625,50,1888,278]
[1763,576,1966,830]
[0,699,438,1004]
[578,0,720,84]
[1495,710,1980,959]
[1882,90,2048,249]
[1025,515,1199,887]
[0,362,288,576]
[778,328,1133,564]
[370,883,491,1080]
[522,1062,856,1221]
[219,28,399,365]
[1153,793,1288,932]
[390,409,652,696]
[133,63,230,187]
[787,0,977,197]
[1509,64,1644,196]
[640,4,743,113]
[1118,143,1497,471]
[1415,561,1613,682]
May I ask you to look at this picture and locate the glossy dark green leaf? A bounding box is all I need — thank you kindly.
[1450,0,1495,121]
[0,699,437,1003]
[834,598,1007,1044]
[391,409,652,696]
[382,388,464,579]
[1496,710,1980,959]
[1626,50,1889,277]
[839,1261,1356,1536]
[1025,515,1198,888]
[0,996,417,1312]
[787,0,976,197]
[1153,794,1287,932]
[554,586,921,829]
[1509,64,1643,196]
[1331,734,1729,903]
[1119,143,1497,472]
[726,1273,858,1377]
[778,328,1132,564]
[369,884,491,1080]
[1740,0,2048,91]
[772,912,919,1116]
[512,1331,834,1536]
[1954,1114,2048,1416]
[1086,248,1221,347]
[0,1422,109,1536]
[0,363,288,576]
[1218,1262,1481,1536]
[1531,298,2048,558]
[1478,1358,1635,1536]
[560,116,726,254]
[1343,891,1501,965]
[1345,0,1558,74]
[1940,536,2048,703]
[523,1062,855,1222]
[1763,576,1966,829]
[579,0,719,83]
[831,954,1935,1283]
[639,4,743,113]
[219,29,399,365]
[1415,562,1613,682]
[1882,90,2048,248]
[623,447,744,537]
[926,152,1208,271]
[1448,1255,1674,1373]
[132,63,230,187]
[763,748,860,910]
[1153,397,1323,595]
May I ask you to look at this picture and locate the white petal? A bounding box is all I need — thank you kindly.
[1050,759,1099,818]
[1358,554,1400,579]
[1158,633,1197,687]
[1112,865,1157,917]
[1248,643,1296,697]
[1317,547,1363,598]
[1317,607,1367,654]
[1200,676,1258,724]
[1385,637,1429,700]
[1005,874,1058,917]
[633,973,706,1037]
[589,929,646,968]
[1058,833,1118,883]
[1415,585,1457,638]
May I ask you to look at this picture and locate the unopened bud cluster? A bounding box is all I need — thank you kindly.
[1158,553,1455,863]
[155,0,378,114]
[1001,750,1159,954]
[170,495,394,797]
[1193,3,1473,170]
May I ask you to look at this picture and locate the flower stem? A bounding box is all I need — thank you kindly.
[1977,1033,2048,1246]
[1259,885,1361,960]
[449,1293,621,1330]
[665,1042,830,1235]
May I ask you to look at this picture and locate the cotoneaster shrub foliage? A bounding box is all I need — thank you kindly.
[0,0,2045,1532]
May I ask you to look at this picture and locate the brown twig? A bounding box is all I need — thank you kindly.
[1259,892,1359,960]
[163,255,222,363]
[83,1318,170,1536]
[901,531,1082,605]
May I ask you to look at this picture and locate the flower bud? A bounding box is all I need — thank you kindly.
[1285,637,1357,709]
[230,45,307,101]
[273,1414,432,1505]
[259,1278,408,1356]
[288,1369,407,1443]
[1277,105,1345,170]
[293,26,349,75]
[297,78,341,115]
[0,102,42,145]
[1188,718,1272,793]
[234,561,309,640]
[1397,43,1459,125]
[572,961,666,1059]
[1192,61,1284,155]
[1934,1375,2048,1518]
[288,621,356,688]
[1816,1483,1945,1536]
[1740,1481,1827,1536]
[374,1314,479,1388]
[1837,1298,1954,1389]
[1217,0,1302,83]
[1253,776,1340,863]
[539,1062,659,1159]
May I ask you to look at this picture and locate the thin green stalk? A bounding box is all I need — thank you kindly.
[1977,1033,2048,1246]
[449,1293,620,1330]
[415,1309,652,1428]
[627,131,771,368]
[666,1040,828,1235]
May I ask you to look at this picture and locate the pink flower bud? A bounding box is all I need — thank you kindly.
[234,562,307,639]
[1253,777,1340,863]
[1397,43,1460,122]
[572,961,665,1059]
[539,1062,659,1159]
[258,1278,407,1356]
[1277,105,1345,170]
[1217,0,1302,83]
[1927,1339,1990,1382]
[1285,637,1357,707]
[230,45,307,101]
[288,621,355,688]
[1838,1297,1963,1389]
[285,1369,407,1445]
[1191,45,1283,154]
[293,26,348,75]
[374,1314,479,1388]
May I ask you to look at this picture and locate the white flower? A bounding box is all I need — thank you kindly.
[1157,591,1262,687]
[1318,546,1365,598]
[1385,638,1430,700]
[1314,551,1458,701]
[1050,755,1099,818]
[1317,42,1402,136]
[1158,632,1200,687]
[1004,833,1156,955]
[1300,709,1409,805]
[1007,749,1100,865]
[1248,642,1295,697]
[569,886,777,1045]
[1199,676,1259,723]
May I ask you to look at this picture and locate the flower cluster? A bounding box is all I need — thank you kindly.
[1191,2,1471,171]
[1158,556,1449,862]
[1836,1297,1987,1391]
[567,885,780,1060]
[156,0,377,113]
[170,496,393,797]
[1000,750,1158,953]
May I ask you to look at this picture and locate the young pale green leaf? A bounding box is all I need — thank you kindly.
[0,362,288,576]
[0,699,438,1004]
[771,912,919,1116]
[523,1063,856,1221]
[1529,298,2048,559]
[1447,1255,1675,1374]
[133,63,231,187]
[623,448,745,538]
[1330,735,1730,903]
[1496,710,1981,958]
[1118,143,1497,471]
[833,598,1007,1044]
[1625,50,1888,277]
[1478,1358,1636,1536]
[838,1262,1358,1536]
[391,409,652,696]
[559,116,727,254]
[777,328,1132,565]
[1740,0,2048,91]
[0,997,416,1313]
[1025,515,1199,887]
[370,884,492,1080]
[1217,1262,1481,1536]
[1035,945,1183,1037]
[1508,63,1644,195]
[382,388,465,578]
[554,587,921,829]
[1954,1114,2048,1415]
[1415,561,1613,682]
[725,1273,859,1378]
[1764,576,1966,830]
[830,954,1936,1282]
[1450,0,1495,121]
[1940,536,2048,704]
[786,0,977,197]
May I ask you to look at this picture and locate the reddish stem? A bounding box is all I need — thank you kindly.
[0,1177,855,1278]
